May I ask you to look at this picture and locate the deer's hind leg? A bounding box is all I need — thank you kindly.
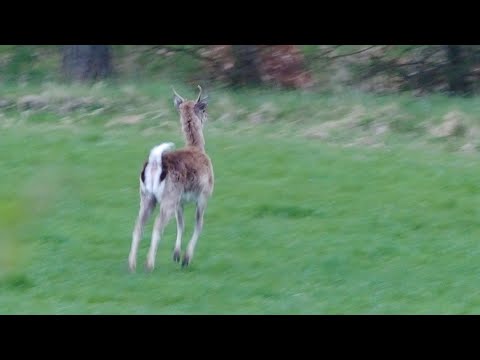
[182,194,208,268]
[145,195,178,272]
[129,189,157,272]
[173,204,184,263]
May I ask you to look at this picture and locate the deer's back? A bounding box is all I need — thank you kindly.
[162,147,214,196]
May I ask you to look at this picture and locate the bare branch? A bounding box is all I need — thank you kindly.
[315,45,342,59]
[326,45,378,60]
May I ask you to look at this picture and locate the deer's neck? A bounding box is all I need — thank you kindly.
[181,112,205,151]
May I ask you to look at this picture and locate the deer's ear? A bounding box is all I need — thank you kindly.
[174,94,183,110]
[172,87,184,110]
[194,99,207,113]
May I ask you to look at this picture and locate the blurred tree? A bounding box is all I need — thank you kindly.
[62,45,112,81]
[257,45,314,89]
[230,45,262,86]
[321,45,480,96]
[445,45,472,95]
[198,45,312,88]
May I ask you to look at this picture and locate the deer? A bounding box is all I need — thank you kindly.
[128,85,214,272]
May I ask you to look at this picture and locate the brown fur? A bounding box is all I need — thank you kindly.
[162,147,214,196]
[179,102,206,150]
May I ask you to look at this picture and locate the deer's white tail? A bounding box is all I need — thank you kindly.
[143,142,175,196]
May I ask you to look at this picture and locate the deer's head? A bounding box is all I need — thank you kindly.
[173,85,208,126]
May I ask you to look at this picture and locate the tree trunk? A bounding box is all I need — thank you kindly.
[62,45,112,82]
[445,45,471,95]
[230,45,262,86]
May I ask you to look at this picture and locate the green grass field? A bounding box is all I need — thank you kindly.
[1,82,480,314]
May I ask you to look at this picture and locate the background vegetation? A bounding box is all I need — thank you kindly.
[1,45,479,314]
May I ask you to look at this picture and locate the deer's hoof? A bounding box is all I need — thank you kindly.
[128,259,136,273]
[145,260,155,273]
[181,255,190,268]
[173,249,181,263]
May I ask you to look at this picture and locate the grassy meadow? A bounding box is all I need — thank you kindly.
[1,82,480,314]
